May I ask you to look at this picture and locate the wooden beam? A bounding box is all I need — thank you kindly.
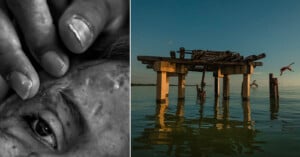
[213,68,224,78]
[167,72,178,77]
[221,65,247,75]
[138,56,263,66]
[244,53,266,62]
[176,64,188,74]
[153,61,176,72]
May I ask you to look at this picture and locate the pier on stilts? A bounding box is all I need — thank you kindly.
[137,47,265,103]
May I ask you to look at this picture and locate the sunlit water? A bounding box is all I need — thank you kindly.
[131,85,300,157]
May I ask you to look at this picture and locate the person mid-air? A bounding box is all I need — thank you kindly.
[280,62,294,76]
[250,80,258,88]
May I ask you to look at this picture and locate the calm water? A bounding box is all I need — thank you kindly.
[131,85,300,157]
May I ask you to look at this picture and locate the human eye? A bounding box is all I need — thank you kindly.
[22,111,63,150]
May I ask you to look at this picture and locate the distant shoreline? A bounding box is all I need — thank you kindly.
[131,83,207,87]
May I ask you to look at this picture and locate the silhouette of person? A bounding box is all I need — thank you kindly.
[250,80,258,88]
[280,62,294,76]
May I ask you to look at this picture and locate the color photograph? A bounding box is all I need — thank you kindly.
[131,0,300,157]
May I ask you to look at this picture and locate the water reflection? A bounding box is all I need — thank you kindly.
[133,98,263,156]
[270,98,279,120]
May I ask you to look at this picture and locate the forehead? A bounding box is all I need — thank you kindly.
[43,59,129,125]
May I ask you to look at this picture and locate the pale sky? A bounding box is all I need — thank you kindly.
[131,0,300,87]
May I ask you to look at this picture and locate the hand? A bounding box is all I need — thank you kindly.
[0,0,128,100]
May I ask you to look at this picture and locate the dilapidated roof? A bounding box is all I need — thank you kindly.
[138,48,265,72]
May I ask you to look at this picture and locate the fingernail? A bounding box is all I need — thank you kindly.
[68,15,93,51]
[8,71,32,100]
[41,51,67,77]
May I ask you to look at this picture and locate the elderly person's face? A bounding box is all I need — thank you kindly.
[0,59,129,157]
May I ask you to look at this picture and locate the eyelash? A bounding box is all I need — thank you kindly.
[22,113,58,150]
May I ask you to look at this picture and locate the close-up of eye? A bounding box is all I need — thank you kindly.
[23,114,58,150]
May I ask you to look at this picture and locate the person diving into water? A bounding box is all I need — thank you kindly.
[280,62,295,76]
[250,80,258,88]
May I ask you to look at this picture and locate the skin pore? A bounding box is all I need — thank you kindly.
[0,58,129,157]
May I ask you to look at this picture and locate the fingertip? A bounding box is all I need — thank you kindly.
[41,51,69,77]
[59,15,94,53]
[27,70,40,99]
[59,0,109,54]
[8,71,39,100]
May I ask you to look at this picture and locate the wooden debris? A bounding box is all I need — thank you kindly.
[137,47,265,102]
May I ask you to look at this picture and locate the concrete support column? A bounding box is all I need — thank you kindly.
[223,74,230,100]
[242,74,250,100]
[214,76,220,97]
[165,75,169,98]
[156,71,168,102]
[178,74,186,100]
[242,100,251,122]
[176,99,185,117]
[242,100,252,129]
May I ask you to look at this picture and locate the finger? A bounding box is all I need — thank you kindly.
[0,9,39,99]
[59,0,128,54]
[7,0,69,77]
[104,0,129,33]
[47,0,70,21]
[59,0,111,53]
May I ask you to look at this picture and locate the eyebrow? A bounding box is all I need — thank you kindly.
[59,90,85,134]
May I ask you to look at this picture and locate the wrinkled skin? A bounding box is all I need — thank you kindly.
[0,59,129,157]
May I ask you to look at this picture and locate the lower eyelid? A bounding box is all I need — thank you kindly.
[22,110,64,151]
[39,111,64,150]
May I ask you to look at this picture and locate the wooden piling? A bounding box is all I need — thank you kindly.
[179,47,185,59]
[170,51,176,59]
[269,73,279,99]
[269,73,279,106]
[269,73,274,98]
[223,74,230,100]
